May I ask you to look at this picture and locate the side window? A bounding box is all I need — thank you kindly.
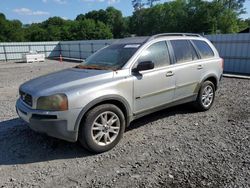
[171,40,198,63]
[192,40,214,59]
[138,41,170,68]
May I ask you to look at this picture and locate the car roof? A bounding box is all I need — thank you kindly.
[113,33,204,45]
[114,36,150,45]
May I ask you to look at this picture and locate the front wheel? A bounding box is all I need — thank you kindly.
[79,104,125,153]
[193,81,215,111]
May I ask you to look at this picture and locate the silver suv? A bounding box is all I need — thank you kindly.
[16,33,223,153]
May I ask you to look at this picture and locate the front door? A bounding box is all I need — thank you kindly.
[133,41,175,114]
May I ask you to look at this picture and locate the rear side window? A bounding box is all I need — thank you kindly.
[192,40,214,59]
[170,40,198,63]
[138,41,170,68]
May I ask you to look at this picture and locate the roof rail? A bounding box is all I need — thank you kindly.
[148,33,202,41]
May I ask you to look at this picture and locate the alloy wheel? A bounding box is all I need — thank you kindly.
[201,85,214,108]
[91,111,120,146]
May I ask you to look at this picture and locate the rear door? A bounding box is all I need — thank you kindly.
[133,41,175,114]
[169,40,202,100]
[191,39,219,79]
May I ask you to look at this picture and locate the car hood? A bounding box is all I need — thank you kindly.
[20,68,114,96]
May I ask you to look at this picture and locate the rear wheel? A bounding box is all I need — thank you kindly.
[193,81,215,111]
[79,104,125,153]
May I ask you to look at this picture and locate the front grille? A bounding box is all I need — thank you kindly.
[19,90,33,107]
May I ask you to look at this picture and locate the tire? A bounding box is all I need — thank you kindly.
[79,104,125,153]
[193,80,215,111]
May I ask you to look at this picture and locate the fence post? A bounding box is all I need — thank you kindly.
[91,43,94,54]
[69,44,71,58]
[58,43,62,58]
[43,45,46,58]
[3,45,7,62]
[44,45,47,58]
[79,43,81,60]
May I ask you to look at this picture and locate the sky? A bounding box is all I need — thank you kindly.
[0,0,250,24]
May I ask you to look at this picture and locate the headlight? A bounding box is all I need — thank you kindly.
[37,94,68,111]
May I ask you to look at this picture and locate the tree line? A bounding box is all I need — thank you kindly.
[0,0,250,42]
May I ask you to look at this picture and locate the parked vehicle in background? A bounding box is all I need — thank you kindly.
[16,33,223,153]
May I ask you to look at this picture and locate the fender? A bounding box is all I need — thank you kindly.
[200,73,219,89]
[74,94,132,133]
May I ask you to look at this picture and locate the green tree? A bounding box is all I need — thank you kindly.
[0,1,249,43]
[0,13,8,42]
[41,17,66,41]
[60,20,76,40]
[25,24,49,41]
[130,0,189,35]
[69,19,113,40]
[0,14,24,42]
[218,9,239,33]
[244,18,250,26]
[207,0,243,33]
[214,0,246,14]
[78,7,128,38]
[129,0,247,35]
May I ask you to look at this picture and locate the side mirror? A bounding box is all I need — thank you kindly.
[133,61,154,73]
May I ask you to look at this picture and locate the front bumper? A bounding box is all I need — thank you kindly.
[16,98,81,142]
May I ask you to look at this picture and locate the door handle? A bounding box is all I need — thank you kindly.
[197,65,203,70]
[166,71,174,77]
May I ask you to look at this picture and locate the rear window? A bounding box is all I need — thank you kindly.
[170,40,198,63]
[192,40,214,59]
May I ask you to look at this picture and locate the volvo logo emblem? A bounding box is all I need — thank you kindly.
[22,93,26,101]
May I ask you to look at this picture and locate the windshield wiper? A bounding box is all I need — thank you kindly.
[75,64,118,71]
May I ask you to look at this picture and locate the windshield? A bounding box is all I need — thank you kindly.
[79,44,140,70]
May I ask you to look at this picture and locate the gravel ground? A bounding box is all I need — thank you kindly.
[0,60,249,188]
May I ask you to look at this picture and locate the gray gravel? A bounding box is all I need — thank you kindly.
[0,60,249,188]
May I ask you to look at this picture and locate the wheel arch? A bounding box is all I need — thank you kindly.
[74,95,132,134]
[201,74,218,91]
